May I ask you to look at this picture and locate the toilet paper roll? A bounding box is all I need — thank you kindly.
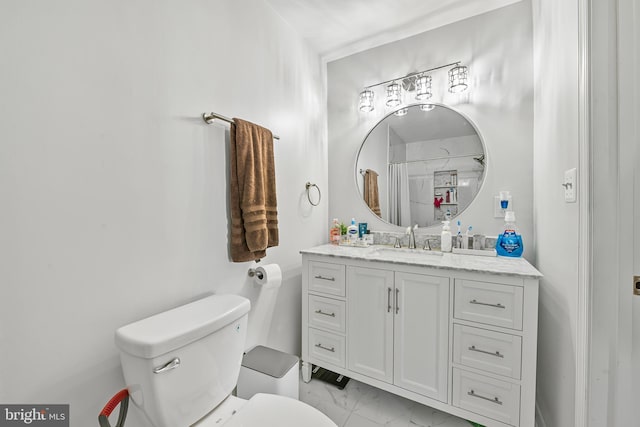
[254,264,282,289]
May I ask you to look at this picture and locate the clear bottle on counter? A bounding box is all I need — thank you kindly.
[330,218,341,245]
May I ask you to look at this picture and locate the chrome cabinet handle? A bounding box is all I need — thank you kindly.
[395,288,400,314]
[315,343,335,352]
[469,345,504,358]
[315,309,336,317]
[468,389,503,405]
[387,287,392,313]
[314,275,335,281]
[470,299,505,309]
[153,357,180,374]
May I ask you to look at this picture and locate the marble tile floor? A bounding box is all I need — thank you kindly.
[299,377,474,427]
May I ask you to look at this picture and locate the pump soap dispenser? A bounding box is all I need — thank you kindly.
[347,218,358,244]
[441,220,452,252]
[496,211,524,257]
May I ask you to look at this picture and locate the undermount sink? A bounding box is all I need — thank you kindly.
[373,246,443,257]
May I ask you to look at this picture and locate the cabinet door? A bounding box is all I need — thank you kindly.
[394,272,449,402]
[347,266,394,383]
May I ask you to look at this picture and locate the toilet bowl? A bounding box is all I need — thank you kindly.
[115,294,335,427]
[193,394,335,427]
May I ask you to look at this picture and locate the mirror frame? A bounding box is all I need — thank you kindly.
[354,102,488,229]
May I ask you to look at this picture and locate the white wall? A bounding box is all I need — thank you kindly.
[327,1,535,259]
[0,1,326,425]
[531,0,580,426]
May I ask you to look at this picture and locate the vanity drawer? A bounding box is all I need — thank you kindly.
[308,328,345,368]
[453,368,521,426]
[453,324,522,379]
[309,295,346,333]
[454,280,523,330]
[309,261,346,297]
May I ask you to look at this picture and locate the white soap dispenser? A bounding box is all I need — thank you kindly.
[441,220,452,252]
[347,218,359,243]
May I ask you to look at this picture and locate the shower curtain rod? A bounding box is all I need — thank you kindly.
[202,112,280,140]
[389,153,484,164]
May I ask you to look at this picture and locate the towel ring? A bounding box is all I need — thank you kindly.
[305,182,321,206]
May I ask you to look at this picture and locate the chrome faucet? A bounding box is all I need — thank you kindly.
[406,224,418,249]
[424,238,432,251]
[423,238,437,251]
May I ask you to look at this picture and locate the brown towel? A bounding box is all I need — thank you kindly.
[364,169,381,217]
[229,118,279,262]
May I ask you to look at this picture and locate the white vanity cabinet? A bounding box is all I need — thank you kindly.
[393,271,449,401]
[346,267,449,402]
[346,266,395,383]
[301,245,541,427]
[450,276,537,427]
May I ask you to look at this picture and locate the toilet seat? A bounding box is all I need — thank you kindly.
[197,393,337,427]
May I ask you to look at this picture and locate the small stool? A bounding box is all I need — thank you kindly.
[236,345,299,400]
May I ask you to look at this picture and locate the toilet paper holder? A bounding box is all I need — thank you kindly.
[248,268,264,280]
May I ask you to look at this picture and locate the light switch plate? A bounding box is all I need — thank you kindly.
[564,168,577,203]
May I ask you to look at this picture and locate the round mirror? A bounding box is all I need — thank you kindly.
[355,104,486,228]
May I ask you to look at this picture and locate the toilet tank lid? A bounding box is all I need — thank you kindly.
[115,295,250,359]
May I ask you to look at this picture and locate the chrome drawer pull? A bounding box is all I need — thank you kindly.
[470,299,505,309]
[153,357,180,374]
[387,287,392,313]
[314,275,335,281]
[468,389,503,405]
[314,309,336,317]
[469,345,504,358]
[395,288,400,314]
[315,343,335,352]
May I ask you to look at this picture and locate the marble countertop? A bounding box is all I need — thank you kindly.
[300,244,543,279]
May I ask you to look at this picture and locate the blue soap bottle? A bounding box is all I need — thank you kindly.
[496,211,524,257]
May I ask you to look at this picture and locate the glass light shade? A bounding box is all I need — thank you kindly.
[420,104,435,112]
[358,89,375,112]
[448,65,468,93]
[385,82,402,107]
[394,108,408,117]
[415,75,432,100]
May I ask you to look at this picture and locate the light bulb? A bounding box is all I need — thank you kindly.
[358,89,375,112]
[448,65,468,93]
[385,82,402,107]
[415,75,432,100]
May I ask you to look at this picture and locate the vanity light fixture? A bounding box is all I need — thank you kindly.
[358,61,468,114]
[415,74,432,101]
[448,64,468,93]
[358,89,375,112]
[394,108,409,117]
[385,82,402,107]
[420,104,435,112]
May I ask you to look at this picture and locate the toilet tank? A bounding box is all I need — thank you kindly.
[115,295,251,427]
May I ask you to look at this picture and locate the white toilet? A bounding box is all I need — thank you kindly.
[115,294,335,427]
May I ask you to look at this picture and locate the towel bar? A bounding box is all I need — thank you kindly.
[202,112,280,140]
